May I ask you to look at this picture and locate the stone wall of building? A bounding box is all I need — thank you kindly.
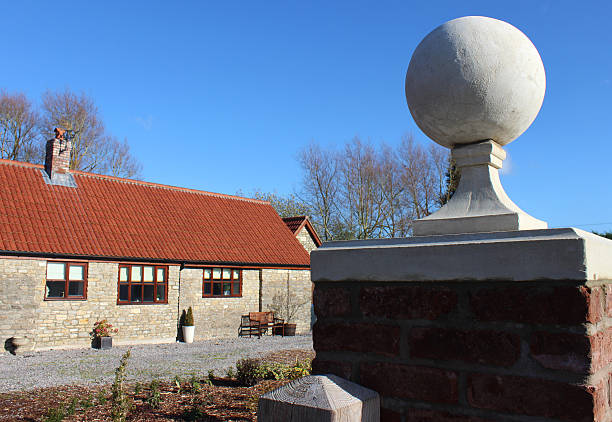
[261,268,312,334]
[295,229,318,255]
[178,268,260,340]
[34,262,180,349]
[0,258,45,349]
[179,267,313,339]
[0,257,313,350]
[0,258,180,350]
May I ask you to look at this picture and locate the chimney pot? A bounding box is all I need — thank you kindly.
[53,127,65,140]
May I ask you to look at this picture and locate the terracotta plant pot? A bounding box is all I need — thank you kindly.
[182,325,195,343]
[93,336,113,350]
[283,323,296,336]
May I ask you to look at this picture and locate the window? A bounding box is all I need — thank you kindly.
[203,267,242,297]
[118,264,168,304]
[45,261,87,300]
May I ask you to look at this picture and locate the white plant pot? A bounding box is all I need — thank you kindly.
[182,325,195,343]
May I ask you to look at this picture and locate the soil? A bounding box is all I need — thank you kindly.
[0,349,315,422]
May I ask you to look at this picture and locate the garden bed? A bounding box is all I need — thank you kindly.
[0,349,314,421]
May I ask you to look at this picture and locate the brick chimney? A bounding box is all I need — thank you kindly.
[45,127,72,177]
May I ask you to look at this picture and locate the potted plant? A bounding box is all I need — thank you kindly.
[268,274,309,336]
[90,319,118,349]
[181,306,195,343]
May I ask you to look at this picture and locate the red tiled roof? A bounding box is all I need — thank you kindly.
[282,216,322,247]
[0,160,310,267]
[283,216,307,234]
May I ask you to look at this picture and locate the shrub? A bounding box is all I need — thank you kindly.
[236,357,313,386]
[184,307,194,326]
[286,359,312,380]
[255,359,312,380]
[43,405,65,422]
[80,395,94,409]
[183,392,213,421]
[256,362,287,380]
[188,374,200,392]
[96,390,108,405]
[173,375,183,393]
[182,406,207,421]
[66,398,78,416]
[147,379,162,409]
[191,379,201,394]
[110,350,132,422]
[236,358,262,386]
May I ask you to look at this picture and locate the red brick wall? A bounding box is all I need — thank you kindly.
[312,281,612,422]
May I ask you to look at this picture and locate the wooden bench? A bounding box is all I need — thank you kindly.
[239,311,285,338]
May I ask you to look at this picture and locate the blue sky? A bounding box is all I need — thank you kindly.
[2,1,611,232]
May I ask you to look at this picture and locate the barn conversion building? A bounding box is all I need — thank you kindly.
[0,131,317,351]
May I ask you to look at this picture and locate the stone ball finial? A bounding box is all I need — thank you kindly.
[405,16,546,148]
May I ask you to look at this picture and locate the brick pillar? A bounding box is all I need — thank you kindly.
[311,229,612,422]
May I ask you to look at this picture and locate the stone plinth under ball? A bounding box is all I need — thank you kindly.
[309,16,612,422]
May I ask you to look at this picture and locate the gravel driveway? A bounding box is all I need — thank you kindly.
[0,335,312,392]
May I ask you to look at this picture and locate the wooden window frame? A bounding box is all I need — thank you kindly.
[117,264,168,305]
[44,261,88,300]
[202,267,242,298]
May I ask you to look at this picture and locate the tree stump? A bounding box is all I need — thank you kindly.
[258,374,379,422]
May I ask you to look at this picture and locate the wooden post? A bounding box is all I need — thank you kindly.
[258,374,379,422]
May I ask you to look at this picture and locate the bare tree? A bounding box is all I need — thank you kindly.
[378,143,411,237]
[102,137,142,179]
[428,144,454,207]
[0,90,40,162]
[40,89,105,172]
[240,189,310,218]
[297,142,339,241]
[398,135,441,219]
[340,138,386,239]
[296,134,453,240]
[39,88,141,178]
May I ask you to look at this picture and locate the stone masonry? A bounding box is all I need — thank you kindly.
[1,257,312,350]
[179,268,260,340]
[295,229,318,255]
[0,258,43,349]
[0,258,179,350]
[35,262,180,349]
[260,268,312,333]
[179,268,311,340]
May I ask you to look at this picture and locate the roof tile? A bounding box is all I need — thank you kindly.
[0,160,309,267]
